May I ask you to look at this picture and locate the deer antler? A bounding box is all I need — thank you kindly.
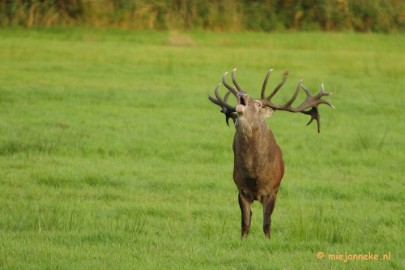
[261,69,334,133]
[208,83,237,126]
[208,69,246,125]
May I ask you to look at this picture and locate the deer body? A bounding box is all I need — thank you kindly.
[232,94,284,238]
[208,68,333,238]
[233,123,284,202]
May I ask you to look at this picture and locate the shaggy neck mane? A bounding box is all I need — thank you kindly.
[235,116,268,139]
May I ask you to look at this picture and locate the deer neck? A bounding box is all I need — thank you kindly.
[235,116,268,142]
[234,117,271,162]
[233,122,267,180]
[233,117,275,180]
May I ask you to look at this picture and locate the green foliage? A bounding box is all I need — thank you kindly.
[0,28,404,269]
[0,0,404,32]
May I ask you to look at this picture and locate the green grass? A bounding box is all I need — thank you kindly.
[0,28,404,269]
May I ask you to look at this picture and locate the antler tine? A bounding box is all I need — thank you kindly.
[314,84,335,108]
[223,90,232,103]
[300,83,334,133]
[231,68,244,93]
[222,72,239,96]
[214,83,225,106]
[299,83,335,110]
[263,80,302,110]
[261,69,273,99]
[208,83,237,126]
[266,71,289,100]
[302,106,321,133]
[213,84,235,112]
[279,81,302,108]
[208,84,223,106]
[315,83,328,98]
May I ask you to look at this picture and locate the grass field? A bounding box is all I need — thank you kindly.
[0,28,404,269]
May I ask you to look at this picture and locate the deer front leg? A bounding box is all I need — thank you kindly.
[238,192,252,238]
[262,193,277,238]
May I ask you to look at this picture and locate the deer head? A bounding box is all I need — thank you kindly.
[208,68,334,133]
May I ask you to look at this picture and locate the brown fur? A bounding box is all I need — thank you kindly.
[232,96,284,238]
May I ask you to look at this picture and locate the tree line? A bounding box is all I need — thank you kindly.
[1,0,404,32]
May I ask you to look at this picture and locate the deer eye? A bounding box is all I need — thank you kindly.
[254,101,262,108]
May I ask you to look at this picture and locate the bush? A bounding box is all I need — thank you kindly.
[0,0,404,32]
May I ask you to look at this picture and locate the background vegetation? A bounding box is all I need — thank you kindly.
[1,0,405,32]
[0,28,404,269]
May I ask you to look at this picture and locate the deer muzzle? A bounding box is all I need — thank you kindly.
[236,92,249,114]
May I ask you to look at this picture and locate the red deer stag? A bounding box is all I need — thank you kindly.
[208,68,333,238]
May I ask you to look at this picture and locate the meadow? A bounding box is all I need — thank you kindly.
[0,28,404,269]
